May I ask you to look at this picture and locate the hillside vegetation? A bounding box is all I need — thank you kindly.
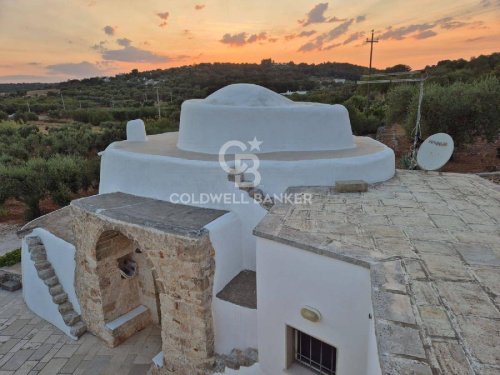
[0,53,498,221]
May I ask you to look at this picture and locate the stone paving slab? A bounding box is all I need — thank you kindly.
[254,170,500,374]
[72,192,228,238]
[0,289,161,375]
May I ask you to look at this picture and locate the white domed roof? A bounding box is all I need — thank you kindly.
[205,83,293,107]
[177,83,355,154]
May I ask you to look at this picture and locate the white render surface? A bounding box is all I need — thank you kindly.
[21,229,80,339]
[206,212,244,294]
[213,298,258,354]
[178,84,355,154]
[206,212,259,354]
[126,119,148,142]
[256,238,377,375]
[99,132,394,271]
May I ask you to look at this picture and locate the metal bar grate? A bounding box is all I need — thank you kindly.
[294,329,336,375]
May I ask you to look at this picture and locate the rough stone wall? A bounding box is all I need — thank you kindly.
[71,205,216,374]
[95,231,139,322]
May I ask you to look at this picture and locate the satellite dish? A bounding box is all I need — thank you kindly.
[417,133,454,171]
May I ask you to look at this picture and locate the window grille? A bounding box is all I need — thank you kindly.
[294,329,337,375]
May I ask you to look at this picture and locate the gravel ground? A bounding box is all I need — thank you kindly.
[0,224,22,256]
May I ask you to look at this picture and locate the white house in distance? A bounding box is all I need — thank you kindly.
[19,84,500,375]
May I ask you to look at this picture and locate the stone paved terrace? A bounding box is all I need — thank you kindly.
[0,289,263,375]
[255,170,500,375]
[0,289,162,375]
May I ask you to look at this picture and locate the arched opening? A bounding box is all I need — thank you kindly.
[95,230,161,325]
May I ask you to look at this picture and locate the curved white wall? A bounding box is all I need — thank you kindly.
[178,101,354,154]
[256,238,378,375]
[22,229,80,339]
[99,143,394,269]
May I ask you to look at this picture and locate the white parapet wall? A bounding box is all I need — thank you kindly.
[213,299,258,354]
[256,238,380,375]
[205,212,258,354]
[22,228,81,339]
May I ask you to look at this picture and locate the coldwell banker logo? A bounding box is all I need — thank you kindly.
[218,137,263,188]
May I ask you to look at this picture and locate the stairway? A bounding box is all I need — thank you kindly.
[227,171,274,211]
[27,236,86,338]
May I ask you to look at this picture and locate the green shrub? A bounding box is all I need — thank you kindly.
[0,248,21,267]
[386,85,417,125]
[404,76,500,147]
[0,155,100,220]
[343,95,385,135]
[145,118,178,135]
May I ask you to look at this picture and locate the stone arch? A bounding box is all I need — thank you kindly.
[94,229,163,325]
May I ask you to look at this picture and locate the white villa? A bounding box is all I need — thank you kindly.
[18,84,500,375]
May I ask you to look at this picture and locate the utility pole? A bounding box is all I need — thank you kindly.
[26,100,30,113]
[365,29,379,95]
[60,91,66,111]
[156,86,161,119]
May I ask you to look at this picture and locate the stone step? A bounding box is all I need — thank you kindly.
[52,292,68,305]
[29,244,46,253]
[37,268,55,280]
[227,172,244,182]
[34,260,52,271]
[238,185,256,192]
[43,276,59,287]
[247,188,264,199]
[70,321,87,338]
[58,302,74,314]
[26,237,42,246]
[49,284,64,296]
[30,251,47,262]
[0,280,22,292]
[62,311,81,326]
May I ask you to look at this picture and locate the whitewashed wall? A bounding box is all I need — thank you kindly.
[206,213,258,354]
[22,228,80,339]
[256,238,379,375]
[99,140,394,270]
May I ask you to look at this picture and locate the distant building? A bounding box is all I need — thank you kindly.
[281,90,308,96]
[25,89,60,97]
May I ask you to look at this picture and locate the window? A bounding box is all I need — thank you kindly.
[294,329,337,375]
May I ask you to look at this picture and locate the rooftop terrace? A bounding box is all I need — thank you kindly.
[255,170,500,374]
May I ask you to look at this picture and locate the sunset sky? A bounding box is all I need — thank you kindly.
[0,0,499,83]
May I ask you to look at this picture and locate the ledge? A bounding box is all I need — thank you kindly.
[105,305,149,331]
[72,192,228,238]
[216,270,257,309]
